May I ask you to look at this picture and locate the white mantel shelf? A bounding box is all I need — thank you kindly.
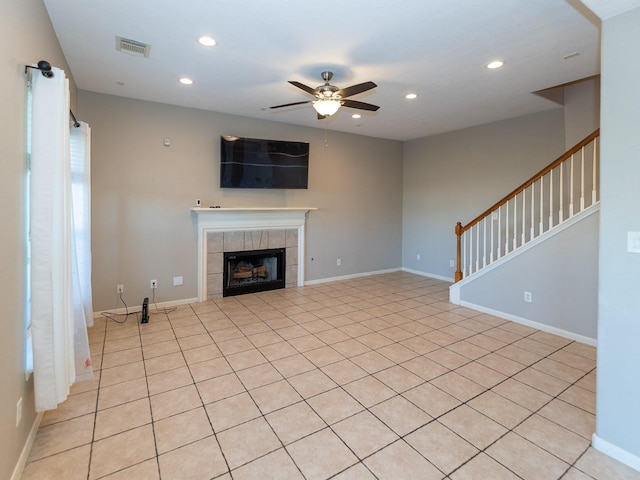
[192,207,317,212]
[192,207,316,301]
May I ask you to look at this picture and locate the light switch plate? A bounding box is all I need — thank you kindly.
[627,232,640,253]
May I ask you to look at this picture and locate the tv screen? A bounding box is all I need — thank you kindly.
[220,136,309,189]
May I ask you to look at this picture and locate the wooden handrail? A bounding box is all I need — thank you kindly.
[458,128,599,234]
[454,128,599,283]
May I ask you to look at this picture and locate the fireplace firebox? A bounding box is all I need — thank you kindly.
[223,248,285,297]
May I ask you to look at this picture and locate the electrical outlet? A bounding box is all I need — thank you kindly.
[449,260,455,268]
[524,291,532,303]
[336,258,342,266]
[417,253,421,260]
[150,279,157,289]
[116,284,124,294]
[173,276,183,286]
[16,397,22,427]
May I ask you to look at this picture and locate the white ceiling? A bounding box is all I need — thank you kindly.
[42,0,612,141]
[579,0,640,19]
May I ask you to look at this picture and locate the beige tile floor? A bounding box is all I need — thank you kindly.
[21,272,640,479]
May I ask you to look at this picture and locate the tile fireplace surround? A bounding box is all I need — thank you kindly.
[192,208,316,301]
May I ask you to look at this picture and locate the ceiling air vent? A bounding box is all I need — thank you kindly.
[116,36,151,58]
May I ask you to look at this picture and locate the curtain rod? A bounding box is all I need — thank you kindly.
[26,60,81,128]
[70,110,80,128]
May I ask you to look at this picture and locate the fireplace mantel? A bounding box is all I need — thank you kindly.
[192,207,316,301]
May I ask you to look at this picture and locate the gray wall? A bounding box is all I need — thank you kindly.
[458,210,599,340]
[596,5,640,462]
[564,76,600,148]
[78,92,403,311]
[0,0,76,478]
[402,108,566,280]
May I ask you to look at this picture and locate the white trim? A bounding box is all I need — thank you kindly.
[402,267,455,283]
[93,297,199,318]
[592,433,640,472]
[191,208,316,301]
[458,300,597,346]
[11,412,43,480]
[304,268,402,285]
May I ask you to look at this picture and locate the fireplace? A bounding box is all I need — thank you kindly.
[191,207,316,301]
[223,248,285,297]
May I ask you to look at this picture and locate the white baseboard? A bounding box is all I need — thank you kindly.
[593,433,640,472]
[458,300,597,346]
[304,268,402,286]
[401,267,454,283]
[11,411,44,480]
[94,297,199,318]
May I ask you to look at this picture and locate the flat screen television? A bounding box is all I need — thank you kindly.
[220,136,309,189]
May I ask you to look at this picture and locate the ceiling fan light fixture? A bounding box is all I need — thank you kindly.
[313,99,341,116]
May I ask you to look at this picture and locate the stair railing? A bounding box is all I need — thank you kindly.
[455,129,599,282]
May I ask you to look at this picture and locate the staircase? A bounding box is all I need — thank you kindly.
[454,129,599,282]
[449,129,600,343]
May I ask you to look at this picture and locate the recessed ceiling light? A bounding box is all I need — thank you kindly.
[179,77,194,85]
[405,93,418,100]
[352,114,362,119]
[486,60,505,69]
[198,35,217,47]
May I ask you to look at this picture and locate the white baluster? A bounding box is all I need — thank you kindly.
[580,146,585,211]
[521,191,526,245]
[592,137,598,204]
[468,228,473,275]
[532,182,537,239]
[505,201,510,254]
[497,207,502,259]
[559,164,564,223]
[513,195,518,250]
[476,223,480,272]
[538,177,544,235]
[549,169,554,229]
[462,230,467,278]
[483,217,487,268]
[490,210,495,263]
[569,154,575,217]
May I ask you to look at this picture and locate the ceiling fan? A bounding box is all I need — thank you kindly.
[270,71,380,119]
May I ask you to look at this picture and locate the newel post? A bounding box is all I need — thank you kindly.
[455,222,463,282]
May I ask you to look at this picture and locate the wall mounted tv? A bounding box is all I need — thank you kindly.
[220,135,309,189]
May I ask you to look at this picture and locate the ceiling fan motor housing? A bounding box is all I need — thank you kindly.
[317,84,340,100]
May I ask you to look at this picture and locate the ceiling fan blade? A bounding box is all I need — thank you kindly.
[341,99,380,111]
[336,81,377,98]
[269,100,311,109]
[288,80,317,96]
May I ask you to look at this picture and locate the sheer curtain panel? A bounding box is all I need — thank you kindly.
[30,67,93,411]
[70,122,94,382]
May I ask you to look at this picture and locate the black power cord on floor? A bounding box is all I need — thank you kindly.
[101,291,140,323]
[149,287,177,316]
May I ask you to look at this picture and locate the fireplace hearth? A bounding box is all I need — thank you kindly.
[223,248,285,297]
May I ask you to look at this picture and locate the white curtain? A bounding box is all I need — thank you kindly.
[70,122,94,382]
[30,67,93,411]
